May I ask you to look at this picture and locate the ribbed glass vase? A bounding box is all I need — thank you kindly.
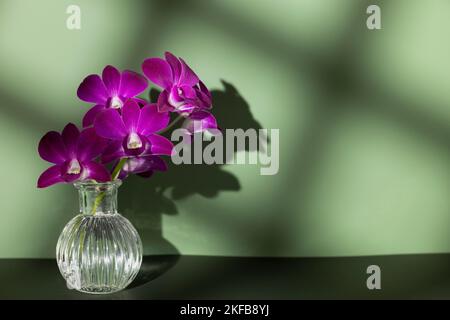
[56,180,142,294]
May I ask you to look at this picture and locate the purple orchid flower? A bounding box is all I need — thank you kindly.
[142,52,215,113]
[37,123,110,188]
[94,99,174,164]
[77,65,148,127]
[117,156,168,179]
[142,52,218,135]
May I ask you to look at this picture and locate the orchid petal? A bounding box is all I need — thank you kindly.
[196,81,212,108]
[138,103,170,135]
[102,65,121,96]
[61,123,80,158]
[83,161,111,182]
[142,58,173,88]
[196,90,212,109]
[165,52,181,82]
[119,156,167,179]
[120,70,148,98]
[82,104,105,128]
[122,99,141,132]
[38,131,68,164]
[157,90,174,112]
[178,58,199,87]
[77,127,107,161]
[117,168,130,180]
[94,109,127,140]
[180,85,197,99]
[77,74,108,104]
[146,134,174,156]
[143,155,168,172]
[199,81,212,99]
[101,140,125,164]
[37,165,64,188]
[183,111,218,134]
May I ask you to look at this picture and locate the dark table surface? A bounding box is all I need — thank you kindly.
[1,254,450,299]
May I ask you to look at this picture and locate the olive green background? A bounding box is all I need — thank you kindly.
[0,0,448,258]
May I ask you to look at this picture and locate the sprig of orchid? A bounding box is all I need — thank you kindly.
[37,52,218,189]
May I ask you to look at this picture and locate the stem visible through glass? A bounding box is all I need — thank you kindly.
[90,158,126,215]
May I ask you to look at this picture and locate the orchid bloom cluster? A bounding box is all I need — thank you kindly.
[37,52,217,188]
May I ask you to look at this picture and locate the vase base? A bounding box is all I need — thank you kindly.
[75,285,124,295]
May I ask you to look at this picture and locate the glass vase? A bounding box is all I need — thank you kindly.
[56,180,142,294]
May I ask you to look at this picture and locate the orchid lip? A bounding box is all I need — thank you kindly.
[67,159,82,175]
[126,132,143,149]
[168,91,184,108]
[110,96,123,109]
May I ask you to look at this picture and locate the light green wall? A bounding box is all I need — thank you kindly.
[0,0,448,258]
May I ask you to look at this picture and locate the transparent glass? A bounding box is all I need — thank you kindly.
[56,180,142,294]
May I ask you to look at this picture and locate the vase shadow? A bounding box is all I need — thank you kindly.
[127,254,180,289]
[120,176,180,289]
[148,80,265,201]
[211,80,266,155]
[121,80,264,287]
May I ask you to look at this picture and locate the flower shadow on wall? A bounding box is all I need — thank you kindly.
[121,80,263,289]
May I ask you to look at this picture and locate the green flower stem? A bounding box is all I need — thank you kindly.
[90,158,127,215]
[111,158,127,181]
[158,115,184,134]
[90,192,106,215]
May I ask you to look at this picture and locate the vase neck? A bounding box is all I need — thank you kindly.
[74,181,121,215]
